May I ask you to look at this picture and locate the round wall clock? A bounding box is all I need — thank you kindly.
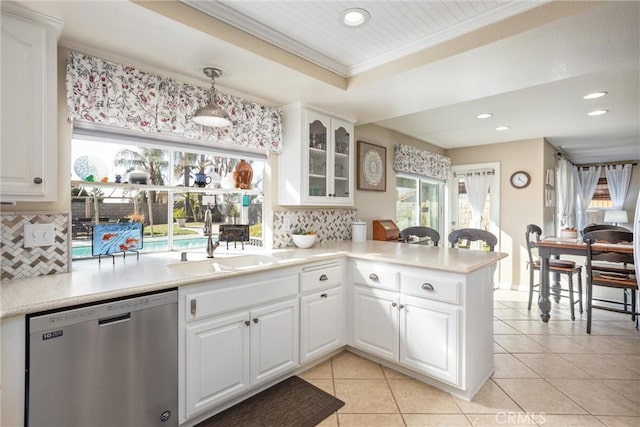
[363,149,383,186]
[510,171,531,189]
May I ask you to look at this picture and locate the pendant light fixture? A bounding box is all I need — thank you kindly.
[193,67,231,127]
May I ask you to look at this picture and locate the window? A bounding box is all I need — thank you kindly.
[588,177,614,209]
[71,136,265,259]
[395,175,443,232]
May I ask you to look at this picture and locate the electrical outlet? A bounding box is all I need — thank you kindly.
[24,223,55,248]
[283,217,291,233]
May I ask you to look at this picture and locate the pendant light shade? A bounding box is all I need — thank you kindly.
[193,67,231,127]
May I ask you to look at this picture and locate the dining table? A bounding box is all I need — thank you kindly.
[536,237,635,322]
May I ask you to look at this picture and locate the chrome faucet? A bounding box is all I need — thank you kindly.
[204,209,220,258]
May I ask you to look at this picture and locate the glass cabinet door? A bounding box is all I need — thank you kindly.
[333,125,350,199]
[308,118,328,198]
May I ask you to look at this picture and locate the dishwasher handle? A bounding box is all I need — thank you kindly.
[98,312,131,326]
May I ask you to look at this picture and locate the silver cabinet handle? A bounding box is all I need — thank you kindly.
[33,177,43,184]
[320,293,328,298]
[253,318,259,324]
[399,304,405,309]
[190,299,197,316]
[391,302,397,307]
[245,320,250,326]
[422,283,434,291]
[319,274,328,281]
[369,273,379,281]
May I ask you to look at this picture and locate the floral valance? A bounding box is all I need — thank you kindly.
[66,51,282,153]
[393,144,452,180]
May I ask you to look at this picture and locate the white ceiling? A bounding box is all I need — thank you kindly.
[11,0,640,165]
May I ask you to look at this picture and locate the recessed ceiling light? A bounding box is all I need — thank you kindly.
[588,109,608,116]
[475,113,493,119]
[342,8,370,27]
[583,91,607,100]
[496,126,510,131]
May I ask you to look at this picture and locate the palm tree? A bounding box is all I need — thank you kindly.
[114,147,168,236]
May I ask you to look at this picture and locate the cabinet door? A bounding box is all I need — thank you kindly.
[185,311,251,419]
[300,287,343,363]
[305,110,331,201]
[400,295,459,385]
[250,298,299,385]
[331,118,353,202]
[1,12,57,201]
[352,286,399,361]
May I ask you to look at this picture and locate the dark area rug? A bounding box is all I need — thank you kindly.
[197,376,344,427]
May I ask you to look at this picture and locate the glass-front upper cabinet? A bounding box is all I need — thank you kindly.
[278,103,354,206]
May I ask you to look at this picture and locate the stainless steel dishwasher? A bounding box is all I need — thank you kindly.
[27,289,178,427]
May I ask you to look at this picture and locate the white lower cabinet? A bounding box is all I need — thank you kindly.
[351,261,461,387]
[185,297,298,419]
[300,286,343,362]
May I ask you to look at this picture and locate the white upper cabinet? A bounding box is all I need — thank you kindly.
[278,103,354,206]
[1,5,61,202]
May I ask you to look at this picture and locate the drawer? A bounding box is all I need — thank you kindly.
[300,262,343,293]
[400,269,460,305]
[352,259,398,291]
[186,274,298,321]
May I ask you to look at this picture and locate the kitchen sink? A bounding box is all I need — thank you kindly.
[167,254,282,275]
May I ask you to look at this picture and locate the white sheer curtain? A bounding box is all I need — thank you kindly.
[605,164,632,209]
[462,172,493,229]
[573,166,602,232]
[556,158,575,234]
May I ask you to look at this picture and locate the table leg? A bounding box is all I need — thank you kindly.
[539,256,551,322]
[552,270,561,303]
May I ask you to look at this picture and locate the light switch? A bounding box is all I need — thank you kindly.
[24,223,55,248]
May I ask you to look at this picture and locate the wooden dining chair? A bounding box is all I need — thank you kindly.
[583,230,637,334]
[448,228,497,252]
[400,226,440,246]
[526,224,583,320]
[582,223,629,236]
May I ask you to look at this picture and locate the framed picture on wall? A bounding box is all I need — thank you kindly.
[357,141,386,191]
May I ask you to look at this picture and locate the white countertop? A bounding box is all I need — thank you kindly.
[1,240,507,319]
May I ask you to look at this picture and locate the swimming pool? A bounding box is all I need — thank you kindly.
[72,236,208,259]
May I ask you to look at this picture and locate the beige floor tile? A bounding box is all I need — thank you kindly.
[493,335,551,353]
[558,354,640,379]
[387,378,461,413]
[493,342,508,354]
[332,351,384,378]
[501,320,562,335]
[299,358,333,379]
[466,413,537,426]
[514,353,591,378]
[537,414,605,426]
[546,320,591,336]
[494,290,530,302]
[548,379,639,416]
[527,334,592,353]
[596,416,640,427]
[452,379,520,414]
[588,321,640,336]
[495,300,531,309]
[494,309,534,320]
[382,365,410,379]
[338,413,405,426]
[492,354,539,378]
[494,320,522,334]
[303,378,334,396]
[334,379,398,414]
[493,378,586,414]
[403,414,472,426]
[316,413,338,427]
[564,336,639,355]
[602,379,640,405]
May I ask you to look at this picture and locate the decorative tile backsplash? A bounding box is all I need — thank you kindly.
[273,209,357,248]
[1,213,70,280]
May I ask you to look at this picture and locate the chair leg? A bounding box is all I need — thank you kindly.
[624,290,628,313]
[586,278,593,334]
[632,289,636,322]
[528,268,534,311]
[567,273,575,321]
[577,270,583,314]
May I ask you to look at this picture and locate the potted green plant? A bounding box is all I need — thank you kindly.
[173,207,187,227]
